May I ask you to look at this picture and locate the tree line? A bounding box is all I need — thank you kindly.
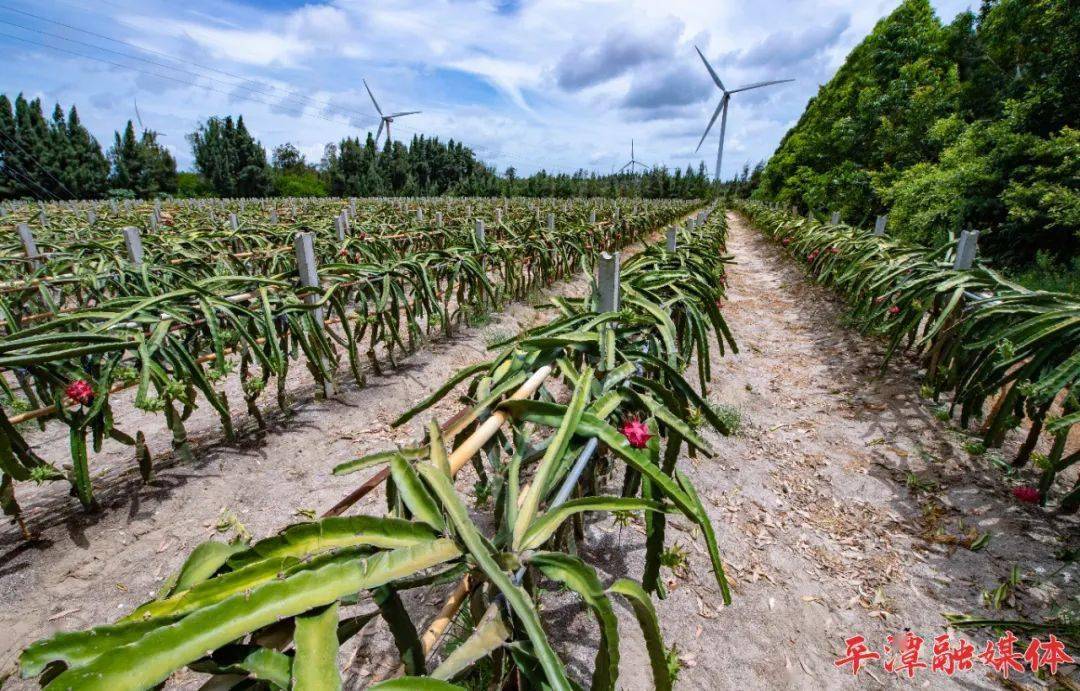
[752,0,1077,283]
[0,94,176,200]
[0,96,713,202]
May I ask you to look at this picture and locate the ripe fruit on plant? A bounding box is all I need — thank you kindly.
[807,250,819,262]
[888,305,900,315]
[65,379,94,406]
[620,417,652,448]
[1012,486,1040,503]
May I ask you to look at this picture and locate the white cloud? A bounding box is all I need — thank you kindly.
[0,0,974,179]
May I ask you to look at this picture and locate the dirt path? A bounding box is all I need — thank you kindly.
[580,212,1078,689]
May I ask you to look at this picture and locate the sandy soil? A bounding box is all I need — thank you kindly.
[560,212,1077,689]
[2,210,1076,689]
[0,264,596,686]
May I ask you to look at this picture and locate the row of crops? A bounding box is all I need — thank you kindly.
[17,207,736,690]
[739,201,1080,513]
[0,197,700,528]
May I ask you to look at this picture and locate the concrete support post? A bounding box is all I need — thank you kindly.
[953,230,979,270]
[874,215,888,237]
[294,232,332,397]
[596,252,621,313]
[17,223,42,271]
[122,226,144,266]
[335,213,347,242]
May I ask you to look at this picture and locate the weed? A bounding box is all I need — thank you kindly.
[215,508,251,543]
[710,403,743,435]
[660,543,689,572]
[982,565,1023,610]
[905,472,938,495]
[466,308,492,328]
[484,329,516,349]
[473,479,492,508]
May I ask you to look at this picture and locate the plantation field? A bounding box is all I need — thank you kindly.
[0,197,696,520]
[0,203,1075,690]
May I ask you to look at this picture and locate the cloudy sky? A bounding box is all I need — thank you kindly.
[0,0,974,179]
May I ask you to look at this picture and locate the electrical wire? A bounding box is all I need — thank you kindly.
[0,126,78,198]
[0,8,615,177]
[0,155,64,200]
[0,4,375,124]
[0,30,375,135]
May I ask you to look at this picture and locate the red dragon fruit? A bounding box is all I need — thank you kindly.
[65,379,94,406]
[1011,486,1040,503]
[620,417,652,449]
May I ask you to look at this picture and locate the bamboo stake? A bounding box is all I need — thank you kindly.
[419,575,474,655]
[324,365,552,519]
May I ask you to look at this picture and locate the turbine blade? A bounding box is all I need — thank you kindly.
[619,161,631,172]
[388,111,421,117]
[363,79,384,116]
[728,78,794,94]
[694,46,725,91]
[376,119,385,141]
[134,98,144,130]
[695,97,726,152]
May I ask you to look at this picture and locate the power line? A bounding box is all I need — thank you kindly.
[0,4,376,124]
[0,153,64,200]
[0,4,565,174]
[0,16,330,118]
[0,127,77,198]
[0,30,375,135]
[0,29,556,175]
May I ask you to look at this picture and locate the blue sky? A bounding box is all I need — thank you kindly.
[0,0,975,179]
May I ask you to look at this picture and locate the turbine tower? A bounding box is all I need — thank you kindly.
[363,79,421,145]
[619,140,648,173]
[694,46,793,182]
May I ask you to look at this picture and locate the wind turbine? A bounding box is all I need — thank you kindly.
[694,46,793,182]
[619,140,648,173]
[134,98,166,137]
[363,79,421,145]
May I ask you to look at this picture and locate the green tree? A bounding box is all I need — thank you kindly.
[187,115,272,197]
[109,121,177,198]
[271,142,326,197]
[0,94,108,199]
[753,0,1079,278]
